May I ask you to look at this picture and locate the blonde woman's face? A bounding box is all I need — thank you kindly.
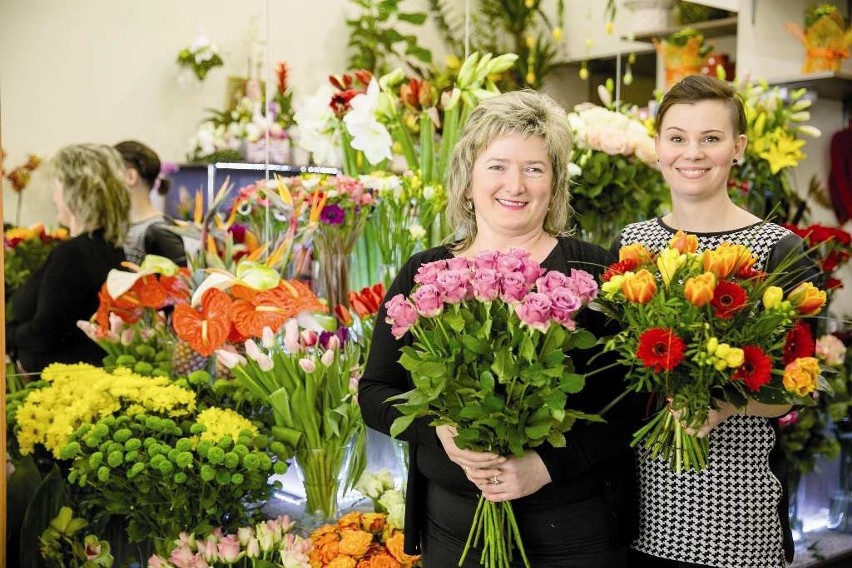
[468,133,553,239]
[52,179,74,228]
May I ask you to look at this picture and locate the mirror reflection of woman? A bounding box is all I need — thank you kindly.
[6,144,129,374]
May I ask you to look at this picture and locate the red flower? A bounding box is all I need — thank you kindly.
[827,277,844,290]
[733,345,772,392]
[602,258,639,282]
[172,289,233,356]
[710,280,748,319]
[783,321,815,364]
[636,328,686,372]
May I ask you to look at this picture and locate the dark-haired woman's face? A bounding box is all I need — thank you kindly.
[655,100,746,201]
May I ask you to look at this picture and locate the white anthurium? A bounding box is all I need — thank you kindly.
[191,271,237,306]
[105,255,180,299]
[343,79,393,164]
[296,311,339,333]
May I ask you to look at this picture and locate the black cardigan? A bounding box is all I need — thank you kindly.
[358,236,643,555]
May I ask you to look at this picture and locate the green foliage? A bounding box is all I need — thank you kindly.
[346,0,432,75]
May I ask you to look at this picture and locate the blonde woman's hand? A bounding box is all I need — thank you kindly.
[474,451,552,502]
[435,425,505,482]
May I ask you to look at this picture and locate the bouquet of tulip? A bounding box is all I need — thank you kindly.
[567,85,667,246]
[359,171,444,287]
[384,250,601,568]
[146,515,311,568]
[220,320,367,524]
[596,231,827,473]
[309,511,420,567]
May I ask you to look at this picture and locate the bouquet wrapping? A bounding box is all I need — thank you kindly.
[384,249,601,568]
[596,230,827,473]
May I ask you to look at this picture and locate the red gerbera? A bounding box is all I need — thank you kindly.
[733,345,772,392]
[636,328,686,372]
[783,321,815,364]
[710,280,748,319]
[602,258,639,282]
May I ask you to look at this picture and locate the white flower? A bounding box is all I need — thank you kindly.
[294,84,342,166]
[343,79,393,165]
[567,162,582,178]
[409,224,427,240]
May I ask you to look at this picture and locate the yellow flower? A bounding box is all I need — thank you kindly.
[787,282,826,316]
[525,36,535,49]
[762,286,784,310]
[196,407,258,442]
[619,243,653,264]
[526,71,536,84]
[552,27,563,42]
[684,272,716,307]
[783,357,820,396]
[622,269,657,304]
[758,129,806,174]
[669,230,698,254]
[656,248,684,287]
[605,21,614,35]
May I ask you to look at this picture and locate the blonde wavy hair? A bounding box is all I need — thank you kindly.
[445,89,574,252]
[48,143,130,247]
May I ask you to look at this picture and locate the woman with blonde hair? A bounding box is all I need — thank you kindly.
[359,90,640,566]
[6,143,129,373]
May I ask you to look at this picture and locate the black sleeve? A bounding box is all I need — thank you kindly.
[6,246,88,352]
[535,239,645,483]
[145,222,187,266]
[765,232,823,290]
[358,249,446,449]
[609,230,625,259]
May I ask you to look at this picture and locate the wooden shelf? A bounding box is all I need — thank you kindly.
[765,72,852,102]
[624,16,738,43]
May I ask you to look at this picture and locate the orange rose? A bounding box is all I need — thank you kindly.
[621,269,657,304]
[385,531,421,567]
[357,552,401,568]
[684,272,716,307]
[328,556,358,568]
[619,243,653,264]
[338,529,374,558]
[669,230,698,253]
[311,532,341,565]
[782,357,820,396]
[361,512,386,534]
[338,512,364,530]
[787,282,826,316]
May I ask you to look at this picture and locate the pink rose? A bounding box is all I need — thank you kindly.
[446,256,472,271]
[414,260,447,285]
[515,292,553,332]
[500,272,529,303]
[549,286,582,329]
[472,268,500,301]
[385,293,420,337]
[412,283,444,316]
[473,250,500,271]
[496,253,522,274]
[565,269,599,303]
[217,535,242,563]
[437,269,472,304]
[536,270,570,295]
[169,546,199,568]
[778,410,799,428]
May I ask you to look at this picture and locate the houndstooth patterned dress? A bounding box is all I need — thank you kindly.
[617,218,793,568]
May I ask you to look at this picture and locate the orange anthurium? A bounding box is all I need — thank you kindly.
[172,288,233,356]
[229,287,294,337]
[132,275,169,309]
[94,283,143,329]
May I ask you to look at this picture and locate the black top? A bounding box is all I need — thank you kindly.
[6,229,126,373]
[358,236,643,554]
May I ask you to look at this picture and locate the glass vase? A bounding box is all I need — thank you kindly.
[294,442,353,527]
[829,418,852,533]
[788,469,806,544]
[312,247,351,311]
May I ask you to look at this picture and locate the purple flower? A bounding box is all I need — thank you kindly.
[565,269,599,303]
[515,292,553,332]
[412,284,444,317]
[319,203,346,225]
[472,268,500,301]
[385,294,419,338]
[414,259,447,285]
[320,327,350,348]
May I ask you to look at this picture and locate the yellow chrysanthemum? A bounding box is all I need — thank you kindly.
[196,407,259,442]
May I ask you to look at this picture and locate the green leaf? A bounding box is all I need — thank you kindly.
[570,329,598,349]
[547,431,567,447]
[525,421,552,440]
[484,394,504,413]
[561,373,586,393]
[443,311,466,333]
[390,414,417,439]
[479,370,495,391]
[397,11,427,24]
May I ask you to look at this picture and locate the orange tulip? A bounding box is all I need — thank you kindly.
[703,243,753,279]
[622,269,657,303]
[782,357,820,396]
[787,282,826,316]
[619,243,653,265]
[684,272,716,307]
[669,230,698,254]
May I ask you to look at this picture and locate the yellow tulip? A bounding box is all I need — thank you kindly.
[787,282,826,316]
[622,270,657,304]
[762,286,783,310]
[684,272,716,307]
[657,249,682,287]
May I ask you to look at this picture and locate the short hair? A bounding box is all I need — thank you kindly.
[115,139,170,195]
[656,75,747,136]
[48,144,130,247]
[445,89,573,251]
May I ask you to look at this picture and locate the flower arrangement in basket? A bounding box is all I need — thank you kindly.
[308,511,420,567]
[786,4,852,74]
[596,231,827,473]
[176,32,223,82]
[384,250,601,568]
[654,28,713,89]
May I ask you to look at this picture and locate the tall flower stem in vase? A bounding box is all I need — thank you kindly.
[313,227,355,310]
[296,442,352,523]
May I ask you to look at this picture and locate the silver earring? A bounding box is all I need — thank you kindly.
[464,199,474,213]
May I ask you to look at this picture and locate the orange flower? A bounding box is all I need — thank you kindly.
[328,556,358,568]
[385,531,420,567]
[360,512,386,534]
[338,529,373,557]
[683,272,716,307]
[669,230,698,254]
[787,282,826,316]
[357,552,401,568]
[348,284,385,318]
[310,531,341,566]
[621,269,657,303]
[229,280,325,337]
[94,283,144,329]
[172,288,233,356]
[618,243,653,264]
[782,356,820,396]
[703,243,755,279]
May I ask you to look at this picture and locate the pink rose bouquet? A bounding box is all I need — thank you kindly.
[385,249,601,568]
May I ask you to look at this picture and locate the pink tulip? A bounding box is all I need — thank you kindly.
[216,348,247,369]
[283,319,300,352]
[300,329,318,347]
[515,292,553,332]
[321,349,335,367]
[299,358,316,374]
[120,328,135,346]
[263,325,277,349]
